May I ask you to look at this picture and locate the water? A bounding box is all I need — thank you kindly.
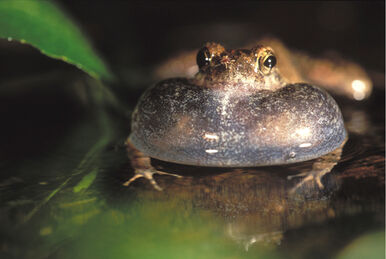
[0,72,383,259]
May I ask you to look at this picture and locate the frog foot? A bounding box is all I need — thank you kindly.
[123,169,182,191]
[287,169,328,194]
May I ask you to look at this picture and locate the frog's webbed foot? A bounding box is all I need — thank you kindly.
[123,168,182,191]
[124,138,182,191]
[288,138,347,194]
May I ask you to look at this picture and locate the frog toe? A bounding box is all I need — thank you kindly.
[288,169,327,194]
[123,169,182,191]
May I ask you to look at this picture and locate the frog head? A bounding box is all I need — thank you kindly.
[194,42,286,92]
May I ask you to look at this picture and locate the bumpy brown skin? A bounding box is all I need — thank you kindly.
[124,43,347,191]
[155,38,372,100]
[192,43,286,92]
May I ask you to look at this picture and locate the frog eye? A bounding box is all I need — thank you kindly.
[255,51,277,75]
[196,47,212,69]
[263,55,276,69]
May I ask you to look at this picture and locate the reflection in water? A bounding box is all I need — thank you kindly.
[132,162,343,250]
[37,197,280,259]
[227,223,283,251]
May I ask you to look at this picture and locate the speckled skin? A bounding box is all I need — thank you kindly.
[130,79,346,167]
[129,43,347,168]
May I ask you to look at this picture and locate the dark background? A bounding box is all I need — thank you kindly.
[2,1,383,84]
[56,1,384,74]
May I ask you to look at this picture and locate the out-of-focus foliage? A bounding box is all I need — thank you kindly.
[0,0,114,81]
[337,231,385,259]
[49,200,280,259]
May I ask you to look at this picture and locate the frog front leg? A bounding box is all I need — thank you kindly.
[288,138,347,193]
[123,138,182,191]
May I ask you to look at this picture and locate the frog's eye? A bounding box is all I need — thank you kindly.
[196,47,212,69]
[263,55,276,69]
[256,51,277,75]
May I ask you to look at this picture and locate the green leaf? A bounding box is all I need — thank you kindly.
[0,1,114,81]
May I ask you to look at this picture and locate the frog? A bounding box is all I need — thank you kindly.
[124,42,347,191]
[154,38,372,101]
